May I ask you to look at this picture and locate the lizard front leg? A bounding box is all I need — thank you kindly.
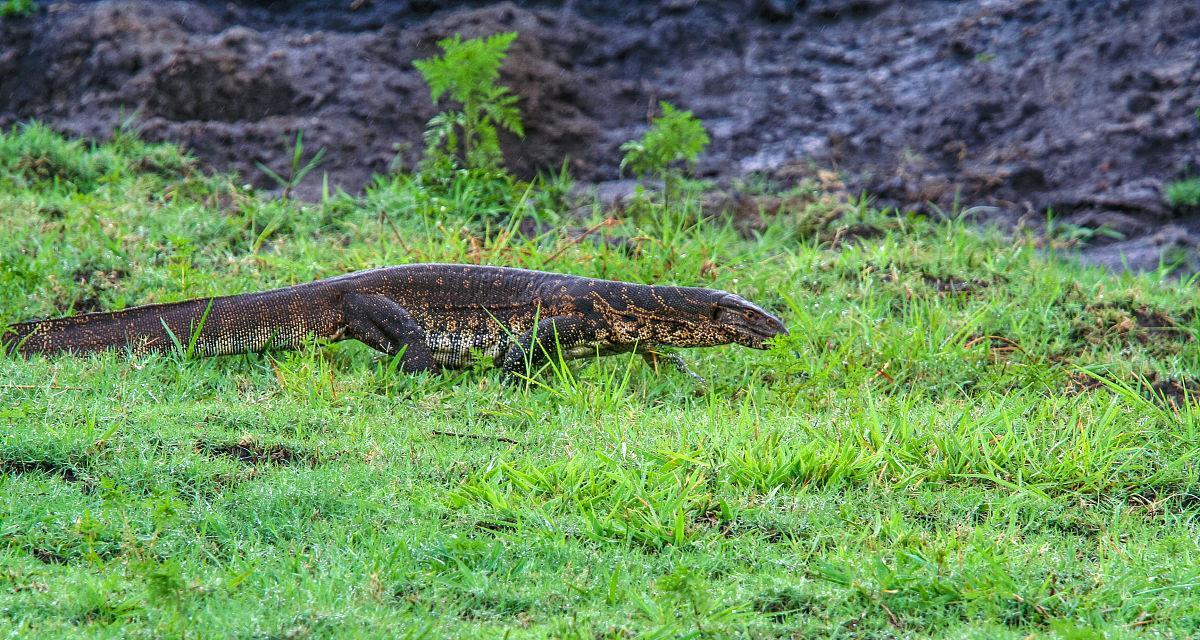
[642,350,707,385]
[501,316,591,381]
[341,293,435,373]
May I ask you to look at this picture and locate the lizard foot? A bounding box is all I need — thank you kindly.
[642,351,707,386]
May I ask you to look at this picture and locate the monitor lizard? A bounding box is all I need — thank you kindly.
[3,264,788,380]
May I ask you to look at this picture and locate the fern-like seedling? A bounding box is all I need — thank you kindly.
[414,31,524,171]
[619,101,709,184]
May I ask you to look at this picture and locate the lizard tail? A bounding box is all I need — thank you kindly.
[3,298,219,357]
[4,284,344,358]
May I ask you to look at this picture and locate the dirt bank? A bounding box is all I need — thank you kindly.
[1,0,1198,269]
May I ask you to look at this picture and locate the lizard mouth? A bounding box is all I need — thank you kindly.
[731,318,788,349]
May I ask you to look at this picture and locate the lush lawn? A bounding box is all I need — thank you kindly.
[2,124,1199,638]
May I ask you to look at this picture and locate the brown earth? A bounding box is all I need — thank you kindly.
[1,0,1198,269]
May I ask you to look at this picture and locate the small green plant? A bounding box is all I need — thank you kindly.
[0,0,36,19]
[255,130,326,200]
[1158,107,1200,212]
[1043,208,1124,247]
[413,32,524,171]
[1166,177,1200,209]
[620,101,710,193]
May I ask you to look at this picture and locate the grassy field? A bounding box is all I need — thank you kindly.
[2,123,1200,638]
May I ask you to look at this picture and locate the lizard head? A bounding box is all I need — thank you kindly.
[703,291,789,349]
[583,283,788,350]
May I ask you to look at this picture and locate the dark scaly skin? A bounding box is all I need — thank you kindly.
[2,264,788,378]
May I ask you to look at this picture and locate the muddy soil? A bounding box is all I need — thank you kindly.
[1,0,1198,270]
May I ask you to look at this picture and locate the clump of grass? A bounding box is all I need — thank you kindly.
[0,0,36,19]
[1165,108,1200,211]
[0,122,115,191]
[1166,177,1200,209]
[0,121,192,194]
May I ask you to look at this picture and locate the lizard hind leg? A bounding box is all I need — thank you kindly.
[341,293,435,373]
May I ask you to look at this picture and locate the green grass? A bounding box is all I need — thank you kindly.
[1166,178,1200,210]
[0,0,36,19]
[2,122,1200,638]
